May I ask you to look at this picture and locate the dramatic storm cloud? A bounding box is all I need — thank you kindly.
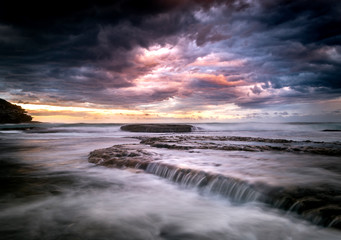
[0,0,340,122]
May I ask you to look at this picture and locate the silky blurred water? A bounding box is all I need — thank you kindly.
[0,122,340,240]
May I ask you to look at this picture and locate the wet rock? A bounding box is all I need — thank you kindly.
[88,145,153,169]
[264,185,341,229]
[89,144,260,203]
[137,136,341,156]
[88,136,341,230]
[120,124,193,133]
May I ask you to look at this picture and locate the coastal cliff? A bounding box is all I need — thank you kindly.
[0,99,32,123]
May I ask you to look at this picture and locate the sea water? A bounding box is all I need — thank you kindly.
[0,122,340,240]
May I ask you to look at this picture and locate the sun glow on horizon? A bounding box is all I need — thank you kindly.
[17,102,244,123]
[17,103,147,123]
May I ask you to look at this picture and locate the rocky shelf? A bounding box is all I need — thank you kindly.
[138,135,341,156]
[120,124,193,133]
[88,135,341,230]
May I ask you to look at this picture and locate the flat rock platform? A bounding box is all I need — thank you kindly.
[120,124,193,133]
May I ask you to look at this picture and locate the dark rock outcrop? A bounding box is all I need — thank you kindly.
[88,135,341,229]
[0,99,32,123]
[120,124,193,133]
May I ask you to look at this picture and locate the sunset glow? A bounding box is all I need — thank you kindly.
[17,102,246,123]
[1,0,340,123]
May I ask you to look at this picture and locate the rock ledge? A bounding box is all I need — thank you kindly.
[120,124,193,133]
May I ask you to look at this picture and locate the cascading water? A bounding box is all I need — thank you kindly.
[145,162,260,203]
[89,130,341,230]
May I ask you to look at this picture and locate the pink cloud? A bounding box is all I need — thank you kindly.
[189,54,246,67]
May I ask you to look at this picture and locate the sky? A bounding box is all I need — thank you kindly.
[0,0,340,123]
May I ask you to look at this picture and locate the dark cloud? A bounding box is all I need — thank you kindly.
[0,0,340,111]
[258,0,341,44]
[194,24,230,46]
[250,85,262,95]
[252,1,341,90]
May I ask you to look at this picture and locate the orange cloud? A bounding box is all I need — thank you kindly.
[190,73,245,86]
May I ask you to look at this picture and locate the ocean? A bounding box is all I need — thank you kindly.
[0,122,340,240]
